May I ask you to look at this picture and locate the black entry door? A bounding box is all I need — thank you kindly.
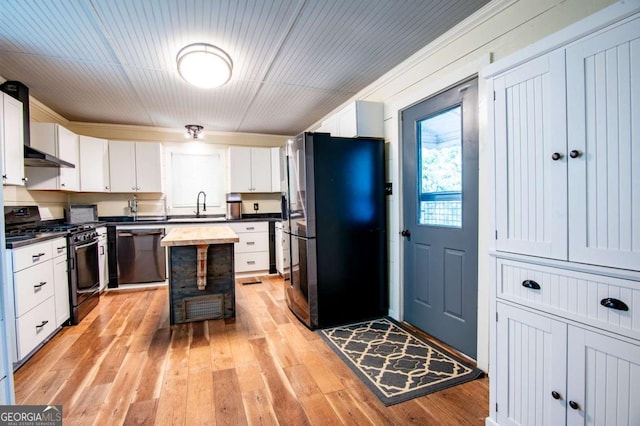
[401,77,479,358]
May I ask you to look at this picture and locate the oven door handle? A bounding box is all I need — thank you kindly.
[74,239,98,251]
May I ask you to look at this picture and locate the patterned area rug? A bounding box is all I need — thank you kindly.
[318,318,484,406]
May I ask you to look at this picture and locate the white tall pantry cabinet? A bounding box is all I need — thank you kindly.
[486,4,640,426]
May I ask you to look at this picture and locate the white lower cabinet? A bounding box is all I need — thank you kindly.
[496,302,640,426]
[7,238,66,364]
[228,222,269,273]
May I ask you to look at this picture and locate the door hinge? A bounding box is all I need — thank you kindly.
[496,403,499,412]
[495,230,498,240]
[496,312,498,322]
[493,91,496,101]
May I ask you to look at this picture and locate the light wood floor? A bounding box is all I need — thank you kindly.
[14,275,489,425]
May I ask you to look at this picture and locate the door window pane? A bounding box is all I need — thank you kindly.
[418,105,462,227]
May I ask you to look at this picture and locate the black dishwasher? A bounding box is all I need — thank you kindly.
[110,228,167,285]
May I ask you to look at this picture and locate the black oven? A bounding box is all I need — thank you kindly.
[68,228,100,325]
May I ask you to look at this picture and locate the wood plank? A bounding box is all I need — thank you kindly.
[250,337,311,426]
[93,351,146,425]
[241,388,279,426]
[65,383,111,425]
[212,368,248,426]
[185,367,215,425]
[123,399,158,426]
[154,325,190,426]
[132,327,171,403]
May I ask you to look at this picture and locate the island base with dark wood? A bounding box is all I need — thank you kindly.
[168,244,235,324]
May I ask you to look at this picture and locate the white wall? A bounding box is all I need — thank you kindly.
[312,0,617,371]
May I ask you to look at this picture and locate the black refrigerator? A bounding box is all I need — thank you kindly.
[282,132,388,329]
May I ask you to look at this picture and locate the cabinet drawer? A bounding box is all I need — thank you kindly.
[52,238,67,258]
[14,260,54,317]
[228,221,268,234]
[235,252,269,273]
[496,259,640,339]
[16,297,56,360]
[11,240,53,272]
[234,232,268,253]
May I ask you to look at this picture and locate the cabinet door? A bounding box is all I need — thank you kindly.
[251,147,272,192]
[79,136,110,192]
[567,326,640,426]
[135,142,162,192]
[57,125,79,191]
[496,303,567,426]
[566,18,640,271]
[270,147,281,192]
[493,50,567,260]
[229,146,252,192]
[2,94,25,186]
[53,255,69,326]
[108,141,136,192]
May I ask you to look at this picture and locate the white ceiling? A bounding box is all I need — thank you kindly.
[0,0,490,136]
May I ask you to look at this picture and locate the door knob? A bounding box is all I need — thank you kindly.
[569,150,582,158]
[551,391,561,400]
[401,229,411,238]
[569,400,580,410]
[551,152,563,161]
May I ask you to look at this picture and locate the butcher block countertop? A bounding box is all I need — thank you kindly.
[161,226,239,247]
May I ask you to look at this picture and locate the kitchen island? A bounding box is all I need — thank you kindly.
[161,226,239,324]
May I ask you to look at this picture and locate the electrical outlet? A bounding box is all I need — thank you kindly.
[253,202,259,211]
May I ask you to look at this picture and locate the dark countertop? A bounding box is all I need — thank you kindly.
[5,232,67,250]
[100,213,282,226]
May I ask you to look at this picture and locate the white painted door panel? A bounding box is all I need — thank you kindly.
[496,303,567,425]
[135,142,162,192]
[79,136,110,192]
[251,147,272,192]
[108,141,136,192]
[567,326,640,426]
[566,18,640,271]
[493,51,567,260]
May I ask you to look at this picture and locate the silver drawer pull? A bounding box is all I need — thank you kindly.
[246,241,256,245]
[246,227,255,230]
[32,252,46,261]
[247,261,256,265]
[34,282,47,290]
[35,320,49,330]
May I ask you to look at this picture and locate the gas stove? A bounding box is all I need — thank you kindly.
[4,206,98,247]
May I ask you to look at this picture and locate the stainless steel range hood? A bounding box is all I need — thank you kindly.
[24,145,75,168]
[1,80,75,168]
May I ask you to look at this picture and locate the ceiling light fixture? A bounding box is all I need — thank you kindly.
[176,43,233,88]
[185,124,204,139]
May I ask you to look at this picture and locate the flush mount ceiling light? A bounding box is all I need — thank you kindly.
[185,124,204,139]
[176,43,233,88]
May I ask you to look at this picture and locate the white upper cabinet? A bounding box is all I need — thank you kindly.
[492,17,640,270]
[493,51,567,260]
[108,141,162,193]
[1,93,25,186]
[79,135,110,192]
[26,123,79,191]
[228,146,273,192]
[317,100,384,138]
[565,18,640,270]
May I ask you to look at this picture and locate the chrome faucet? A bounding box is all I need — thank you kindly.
[195,191,207,217]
